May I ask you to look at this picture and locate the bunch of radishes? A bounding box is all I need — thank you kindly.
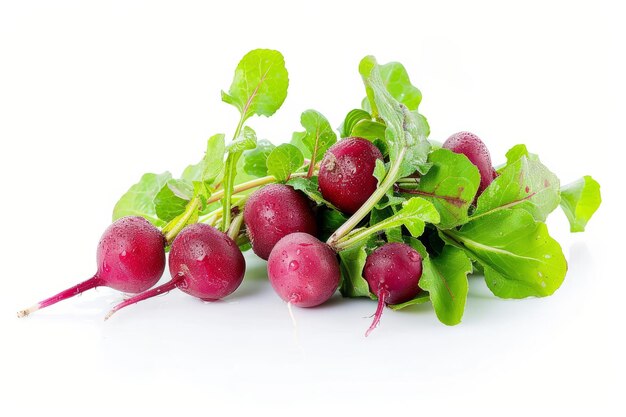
[18,50,601,335]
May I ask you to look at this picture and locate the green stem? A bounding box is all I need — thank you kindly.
[164,197,200,244]
[220,113,247,232]
[233,115,245,142]
[327,147,407,249]
[227,213,244,240]
[333,222,389,251]
[220,151,240,231]
[198,195,247,226]
[208,172,308,207]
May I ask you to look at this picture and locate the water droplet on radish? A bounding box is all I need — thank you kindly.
[296,249,301,255]
[288,260,300,271]
[408,251,420,262]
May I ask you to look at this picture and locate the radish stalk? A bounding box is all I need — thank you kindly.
[18,276,103,318]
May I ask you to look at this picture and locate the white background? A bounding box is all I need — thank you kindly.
[0,1,624,415]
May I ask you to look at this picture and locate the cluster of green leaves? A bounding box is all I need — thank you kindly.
[334,57,602,326]
[111,48,602,327]
[112,49,344,245]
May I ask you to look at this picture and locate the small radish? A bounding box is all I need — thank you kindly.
[105,223,245,319]
[244,184,317,260]
[363,242,423,336]
[442,131,496,196]
[267,232,340,308]
[318,137,383,214]
[17,216,166,317]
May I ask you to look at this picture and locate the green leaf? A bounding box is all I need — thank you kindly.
[375,188,406,210]
[337,197,440,250]
[113,172,172,227]
[388,294,431,309]
[290,131,310,159]
[338,241,372,298]
[560,175,602,232]
[359,56,430,178]
[221,49,289,122]
[413,112,430,139]
[181,161,204,183]
[317,208,349,243]
[373,159,386,186]
[361,62,422,111]
[296,109,337,164]
[351,119,387,142]
[242,139,275,177]
[379,61,423,110]
[287,176,340,210]
[474,146,560,222]
[161,198,200,238]
[227,126,257,153]
[154,179,194,222]
[266,143,304,182]
[181,133,226,185]
[443,209,567,298]
[418,245,472,325]
[403,148,480,229]
[200,133,226,184]
[339,109,371,138]
[504,144,531,165]
[370,205,402,243]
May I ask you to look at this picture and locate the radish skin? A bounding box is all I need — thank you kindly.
[105,223,245,319]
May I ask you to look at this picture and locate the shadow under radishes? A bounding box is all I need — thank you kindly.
[105,223,245,319]
[17,216,166,317]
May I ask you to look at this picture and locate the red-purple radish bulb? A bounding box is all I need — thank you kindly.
[168,223,245,301]
[318,137,383,214]
[442,131,496,196]
[362,242,423,336]
[105,223,245,319]
[267,232,340,308]
[17,216,166,317]
[244,184,318,260]
[97,216,167,293]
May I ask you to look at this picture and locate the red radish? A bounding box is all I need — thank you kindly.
[363,243,423,336]
[244,184,317,260]
[318,137,383,214]
[105,223,245,319]
[267,232,340,308]
[17,216,166,317]
[443,131,497,196]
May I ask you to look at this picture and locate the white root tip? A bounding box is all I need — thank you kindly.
[103,310,115,321]
[17,304,39,318]
[287,301,297,329]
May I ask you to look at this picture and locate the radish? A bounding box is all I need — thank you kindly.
[443,131,496,196]
[318,137,383,214]
[17,216,166,317]
[244,184,317,260]
[267,232,340,308]
[363,242,423,336]
[105,223,245,319]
